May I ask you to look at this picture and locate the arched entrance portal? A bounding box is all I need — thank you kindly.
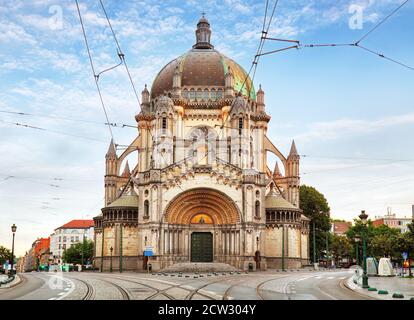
[164,188,241,266]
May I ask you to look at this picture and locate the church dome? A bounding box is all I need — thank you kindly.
[150,16,256,101]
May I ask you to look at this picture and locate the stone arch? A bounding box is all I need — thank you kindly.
[164,188,241,225]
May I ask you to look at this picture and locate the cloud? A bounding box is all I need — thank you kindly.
[294,112,414,142]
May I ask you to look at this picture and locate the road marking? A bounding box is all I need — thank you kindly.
[315,276,323,279]
[58,292,65,296]
[48,297,57,300]
[339,277,346,280]
[64,288,70,291]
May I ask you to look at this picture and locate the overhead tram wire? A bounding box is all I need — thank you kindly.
[259,0,413,71]
[99,0,141,106]
[75,0,114,141]
[98,1,185,192]
[220,0,279,133]
[0,109,139,129]
[355,0,410,45]
[0,119,107,143]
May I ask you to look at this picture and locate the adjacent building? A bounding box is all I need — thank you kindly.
[372,211,413,233]
[49,219,94,264]
[331,221,352,236]
[93,16,310,272]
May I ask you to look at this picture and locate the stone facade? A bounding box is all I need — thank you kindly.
[93,16,310,272]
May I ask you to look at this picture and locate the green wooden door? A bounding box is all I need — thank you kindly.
[191,232,213,262]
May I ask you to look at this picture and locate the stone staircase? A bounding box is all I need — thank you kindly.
[161,262,240,273]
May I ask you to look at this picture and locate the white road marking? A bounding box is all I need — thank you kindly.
[48,297,57,300]
[315,276,323,279]
[339,277,346,280]
[58,292,65,296]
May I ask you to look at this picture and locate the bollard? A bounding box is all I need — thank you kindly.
[378,290,388,295]
[392,293,404,299]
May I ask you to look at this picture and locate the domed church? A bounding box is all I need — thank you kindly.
[93,16,310,272]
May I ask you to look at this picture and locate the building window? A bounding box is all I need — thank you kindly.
[71,237,74,242]
[210,89,217,101]
[76,236,79,242]
[183,89,188,99]
[255,201,260,218]
[59,236,61,242]
[58,244,61,250]
[62,244,66,250]
[63,236,66,242]
[144,200,149,218]
[189,89,195,100]
[162,117,167,130]
[238,117,243,135]
[196,89,203,100]
[217,89,223,99]
[203,89,209,100]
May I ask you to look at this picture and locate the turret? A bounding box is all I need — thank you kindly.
[121,160,130,178]
[257,85,265,113]
[286,140,300,207]
[105,139,118,206]
[141,84,150,113]
[172,65,182,99]
[225,66,234,99]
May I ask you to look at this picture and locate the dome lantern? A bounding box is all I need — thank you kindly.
[193,15,214,49]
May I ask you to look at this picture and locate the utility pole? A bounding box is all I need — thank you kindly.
[326,232,329,268]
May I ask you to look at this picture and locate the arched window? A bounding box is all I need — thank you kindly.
[211,89,217,101]
[203,89,209,100]
[255,200,260,218]
[189,89,195,100]
[144,200,149,218]
[217,89,223,99]
[183,89,188,99]
[196,89,203,101]
[239,117,243,135]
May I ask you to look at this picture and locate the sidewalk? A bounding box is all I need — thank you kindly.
[346,275,414,300]
[0,274,21,289]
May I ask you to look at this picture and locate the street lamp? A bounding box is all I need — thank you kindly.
[110,246,113,273]
[359,210,369,289]
[10,224,17,277]
[354,235,361,266]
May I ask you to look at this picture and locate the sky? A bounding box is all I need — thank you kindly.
[0,0,413,256]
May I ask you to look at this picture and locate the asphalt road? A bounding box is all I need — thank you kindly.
[0,269,373,300]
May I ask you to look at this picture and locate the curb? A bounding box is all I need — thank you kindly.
[342,278,378,300]
[2,274,22,289]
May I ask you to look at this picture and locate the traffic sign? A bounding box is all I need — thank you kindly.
[144,250,153,257]
[402,252,408,260]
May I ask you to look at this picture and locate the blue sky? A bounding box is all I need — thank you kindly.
[0,0,413,255]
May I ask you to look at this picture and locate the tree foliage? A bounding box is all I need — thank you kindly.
[62,240,94,265]
[299,185,331,262]
[0,246,13,265]
[345,220,414,262]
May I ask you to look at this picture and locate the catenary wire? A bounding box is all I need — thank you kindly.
[75,0,114,140]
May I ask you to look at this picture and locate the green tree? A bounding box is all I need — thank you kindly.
[329,234,352,265]
[0,246,13,265]
[299,185,331,262]
[62,240,94,265]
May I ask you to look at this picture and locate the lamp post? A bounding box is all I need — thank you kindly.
[109,246,113,273]
[81,230,85,272]
[10,224,17,276]
[326,232,329,268]
[359,210,369,289]
[354,235,361,266]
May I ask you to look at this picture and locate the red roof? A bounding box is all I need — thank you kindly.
[333,221,351,234]
[372,219,385,228]
[58,219,94,229]
[34,238,50,255]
